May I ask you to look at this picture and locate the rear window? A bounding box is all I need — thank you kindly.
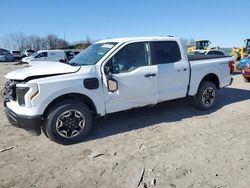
[152,41,181,64]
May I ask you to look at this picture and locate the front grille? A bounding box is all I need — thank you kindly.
[1,80,21,103]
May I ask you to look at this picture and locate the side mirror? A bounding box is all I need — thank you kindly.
[107,78,118,92]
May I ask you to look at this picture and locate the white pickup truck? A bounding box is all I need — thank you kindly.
[3,37,234,144]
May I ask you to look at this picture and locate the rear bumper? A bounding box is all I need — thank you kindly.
[5,106,42,135]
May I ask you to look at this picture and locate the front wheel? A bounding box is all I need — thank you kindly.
[44,100,93,144]
[194,81,218,110]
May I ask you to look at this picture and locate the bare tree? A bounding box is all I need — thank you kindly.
[46,34,58,49]
[188,38,196,47]
[1,34,13,50]
[0,32,69,51]
[181,38,197,49]
[181,37,189,48]
[9,32,27,51]
[85,36,91,45]
[46,34,69,49]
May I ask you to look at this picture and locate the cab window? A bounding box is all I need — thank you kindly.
[105,42,150,73]
[151,41,181,64]
[34,52,48,58]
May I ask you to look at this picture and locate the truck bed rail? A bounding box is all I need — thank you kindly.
[188,55,232,61]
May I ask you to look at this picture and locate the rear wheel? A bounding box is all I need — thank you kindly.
[44,100,93,144]
[194,81,218,110]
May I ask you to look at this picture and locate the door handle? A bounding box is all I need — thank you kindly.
[178,69,187,72]
[144,73,156,77]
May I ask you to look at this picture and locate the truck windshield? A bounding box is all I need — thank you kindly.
[68,42,117,66]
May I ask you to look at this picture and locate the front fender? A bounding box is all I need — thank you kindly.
[31,77,105,116]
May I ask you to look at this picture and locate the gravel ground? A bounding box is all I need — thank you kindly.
[0,62,249,188]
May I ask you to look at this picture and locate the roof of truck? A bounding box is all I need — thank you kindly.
[96,36,179,44]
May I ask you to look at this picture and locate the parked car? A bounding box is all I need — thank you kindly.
[237,56,250,70]
[0,48,9,54]
[3,36,233,144]
[191,49,226,56]
[65,50,75,61]
[23,49,35,57]
[0,51,15,62]
[242,63,250,82]
[10,50,22,60]
[64,50,82,62]
[21,50,67,64]
[205,50,226,56]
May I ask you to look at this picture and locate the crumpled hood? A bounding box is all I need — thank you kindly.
[5,61,80,80]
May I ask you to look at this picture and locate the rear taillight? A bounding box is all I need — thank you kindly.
[228,60,234,74]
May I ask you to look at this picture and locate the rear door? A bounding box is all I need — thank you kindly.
[103,42,158,113]
[151,41,190,102]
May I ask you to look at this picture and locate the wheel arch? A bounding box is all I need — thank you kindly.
[42,93,98,119]
[198,73,220,89]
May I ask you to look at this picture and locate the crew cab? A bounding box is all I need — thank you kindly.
[3,37,233,144]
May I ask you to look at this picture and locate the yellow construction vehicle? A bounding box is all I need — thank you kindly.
[188,40,219,53]
[231,39,250,60]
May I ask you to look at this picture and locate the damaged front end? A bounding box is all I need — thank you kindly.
[1,80,22,106]
[2,79,42,135]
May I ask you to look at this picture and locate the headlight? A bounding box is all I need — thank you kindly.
[16,83,39,107]
[16,87,29,106]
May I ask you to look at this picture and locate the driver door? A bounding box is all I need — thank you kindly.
[102,42,158,114]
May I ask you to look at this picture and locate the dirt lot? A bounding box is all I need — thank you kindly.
[0,62,249,188]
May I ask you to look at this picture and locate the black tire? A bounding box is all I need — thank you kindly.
[244,77,250,82]
[44,100,93,144]
[41,123,49,137]
[194,81,218,110]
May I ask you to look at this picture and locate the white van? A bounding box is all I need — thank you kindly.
[21,50,66,64]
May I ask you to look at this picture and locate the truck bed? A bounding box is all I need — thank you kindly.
[188,55,232,61]
[187,55,233,96]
